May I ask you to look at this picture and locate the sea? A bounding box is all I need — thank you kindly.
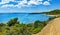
[0,13,51,24]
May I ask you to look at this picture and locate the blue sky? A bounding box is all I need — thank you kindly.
[0,0,60,13]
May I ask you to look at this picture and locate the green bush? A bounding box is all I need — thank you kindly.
[0,18,50,35]
[7,18,18,26]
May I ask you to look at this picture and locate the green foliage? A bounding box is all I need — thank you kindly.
[7,18,18,26]
[0,23,5,27]
[0,17,52,35]
[48,16,57,21]
[20,25,32,35]
[30,20,45,34]
[42,10,60,15]
[32,26,43,34]
[34,20,43,28]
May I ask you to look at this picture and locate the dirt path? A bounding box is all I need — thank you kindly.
[33,17,60,35]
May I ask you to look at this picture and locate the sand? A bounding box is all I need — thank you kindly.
[33,17,60,35]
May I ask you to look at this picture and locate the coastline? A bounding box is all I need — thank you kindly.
[46,14,59,17]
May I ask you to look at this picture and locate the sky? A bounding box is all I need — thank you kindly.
[0,0,60,13]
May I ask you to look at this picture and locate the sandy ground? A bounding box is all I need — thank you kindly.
[47,15,57,16]
[47,14,60,17]
[33,17,60,35]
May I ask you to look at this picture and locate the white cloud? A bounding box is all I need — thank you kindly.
[0,0,9,4]
[28,0,37,5]
[0,0,51,8]
[0,0,15,4]
[38,0,43,1]
[18,0,27,5]
[1,4,15,8]
[16,0,28,8]
[28,0,43,5]
[43,1,50,5]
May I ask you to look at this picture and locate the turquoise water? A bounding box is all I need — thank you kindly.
[0,13,51,23]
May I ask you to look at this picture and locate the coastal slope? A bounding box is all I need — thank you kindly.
[33,17,60,35]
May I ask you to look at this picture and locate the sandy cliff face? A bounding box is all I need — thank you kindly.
[33,17,60,35]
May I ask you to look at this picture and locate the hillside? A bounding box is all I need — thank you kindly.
[41,10,60,15]
[33,17,60,35]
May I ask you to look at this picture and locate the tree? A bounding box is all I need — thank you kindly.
[34,20,43,28]
[0,23,5,27]
[41,21,48,26]
[7,18,19,26]
[19,24,32,35]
